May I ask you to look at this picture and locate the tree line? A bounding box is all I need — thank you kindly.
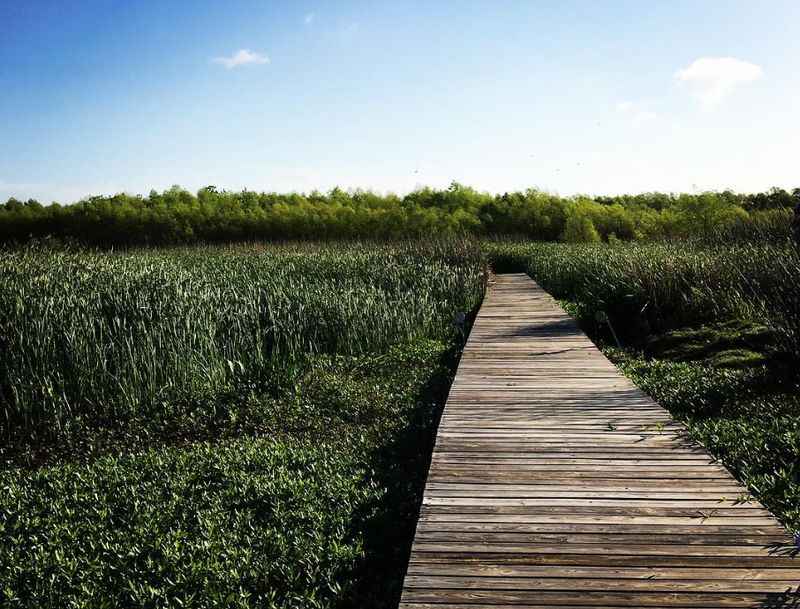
[1,183,797,246]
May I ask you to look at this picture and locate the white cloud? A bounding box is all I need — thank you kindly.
[675,56,763,108]
[616,101,657,126]
[304,12,315,24]
[212,49,270,69]
[632,111,657,126]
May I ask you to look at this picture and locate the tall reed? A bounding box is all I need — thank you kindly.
[0,240,487,442]
[484,239,800,353]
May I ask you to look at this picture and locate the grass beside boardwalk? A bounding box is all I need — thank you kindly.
[1,340,456,608]
[485,240,800,534]
[0,241,486,608]
[607,350,800,532]
[0,240,485,466]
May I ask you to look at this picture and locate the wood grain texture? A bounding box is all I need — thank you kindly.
[399,274,799,608]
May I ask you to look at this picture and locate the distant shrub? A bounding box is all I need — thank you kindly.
[562,214,601,243]
[2,184,797,245]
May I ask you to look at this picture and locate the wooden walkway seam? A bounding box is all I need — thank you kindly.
[400,273,800,609]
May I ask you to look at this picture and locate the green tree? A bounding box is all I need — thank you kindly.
[562,214,601,243]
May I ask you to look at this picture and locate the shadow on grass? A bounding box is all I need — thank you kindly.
[336,312,482,608]
[337,341,459,609]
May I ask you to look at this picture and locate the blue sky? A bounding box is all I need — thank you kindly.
[2,0,799,202]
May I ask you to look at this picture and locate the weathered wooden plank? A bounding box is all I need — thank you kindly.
[414,521,788,536]
[400,589,800,607]
[417,513,780,526]
[400,274,799,607]
[409,551,800,568]
[403,563,800,579]
[410,542,796,557]
[412,531,790,546]
[403,575,800,593]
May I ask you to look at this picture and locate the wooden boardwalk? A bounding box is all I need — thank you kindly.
[400,274,799,608]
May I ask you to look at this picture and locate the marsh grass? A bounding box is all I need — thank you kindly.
[1,339,460,608]
[0,239,487,608]
[0,239,486,462]
[484,239,800,358]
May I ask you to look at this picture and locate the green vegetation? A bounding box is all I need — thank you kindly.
[2,183,796,245]
[486,240,800,533]
[485,240,800,357]
[0,241,486,608]
[643,320,774,368]
[3,227,799,606]
[0,241,484,462]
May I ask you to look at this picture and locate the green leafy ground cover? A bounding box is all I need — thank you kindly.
[485,240,800,533]
[0,241,486,608]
